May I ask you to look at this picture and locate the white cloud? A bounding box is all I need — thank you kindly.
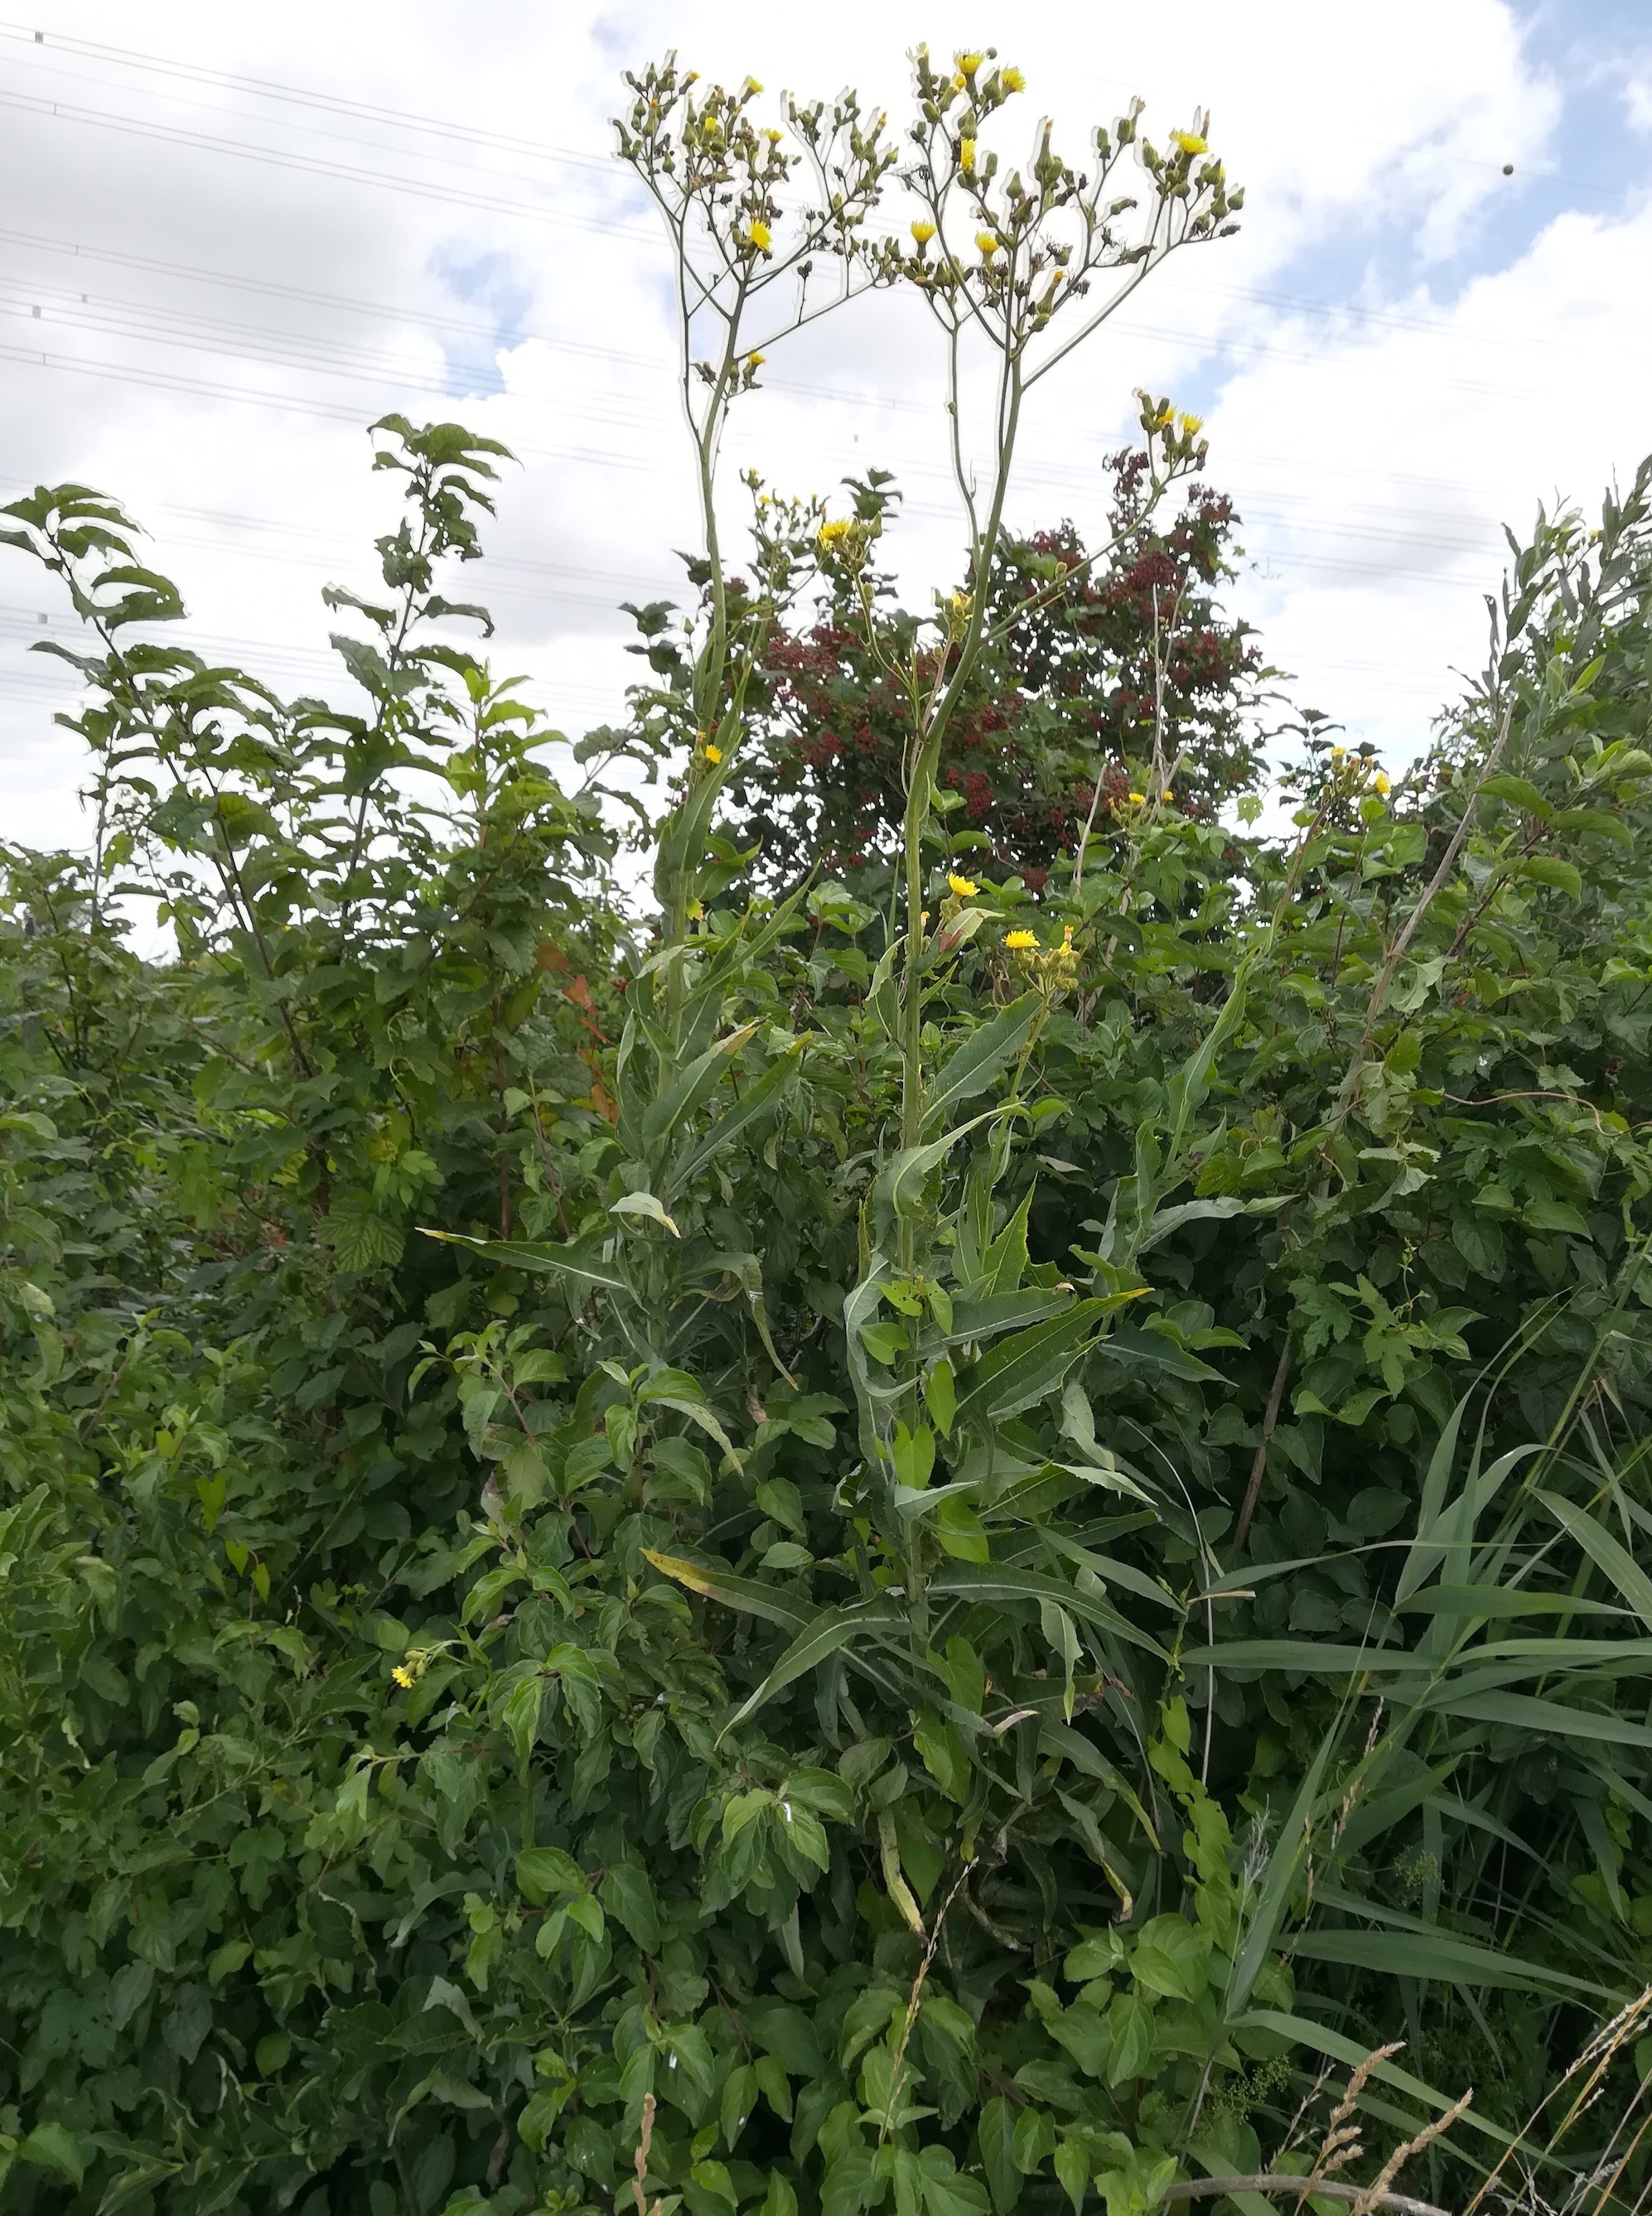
[1210,194,1652,760]
[0,0,1636,860]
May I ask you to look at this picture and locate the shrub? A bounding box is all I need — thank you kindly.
[3,46,1652,2216]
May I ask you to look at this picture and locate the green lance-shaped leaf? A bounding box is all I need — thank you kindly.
[943,1287,1076,1344]
[873,1108,1001,1235]
[1397,1426,1543,1610]
[1225,1718,1340,2018]
[653,701,745,915]
[1133,1194,1286,1255]
[689,1248,799,1387]
[953,1299,1112,1429]
[1290,1923,1612,1998]
[843,1253,897,1460]
[636,1021,760,1158]
[1394,1390,1472,1604]
[866,936,901,1048]
[921,992,1042,1133]
[1396,1586,1632,1623]
[1420,1685,1652,1748]
[1156,949,1257,1189]
[680,877,813,1028]
[1326,1757,1462,1858]
[720,1597,907,1734]
[1536,1488,1652,1632]
[930,1561,1170,1661]
[1234,2009,1516,2151]
[1180,1639,1433,1676]
[1090,1323,1223,1383]
[420,1226,630,1296]
[641,1550,811,1634]
[662,1039,804,1200]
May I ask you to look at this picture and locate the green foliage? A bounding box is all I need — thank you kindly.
[719,454,1274,885]
[5,43,1652,2216]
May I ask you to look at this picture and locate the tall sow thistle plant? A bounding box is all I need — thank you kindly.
[436,42,1270,2216]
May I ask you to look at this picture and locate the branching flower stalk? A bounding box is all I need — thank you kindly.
[616,60,896,982]
[621,50,1244,1639]
[886,51,1239,1171]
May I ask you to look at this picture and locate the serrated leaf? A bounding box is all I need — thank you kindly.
[923,992,1041,1132]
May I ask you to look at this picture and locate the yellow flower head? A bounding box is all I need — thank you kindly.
[911,220,936,245]
[975,230,1000,258]
[392,1665,415,1689]
[1171,128,1209,156]
[1002,65,1026,93]
[959,137,977,173]
[1005,929,1038,951]
[741,75,765,96]
[958,51,983,75]
[1374,771,1391,795]
[746,219,772,251]
[1128,790,1147,804]
[948,872,979,898]
[764,128,784,144]
[1177,412,1204,437]
[704,743,722,764]
[1330,745,1345,760]
[818,518,853,546]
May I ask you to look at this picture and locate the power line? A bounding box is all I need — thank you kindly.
[0,354,1510,608]
[0,84,652,239]
[0,287,665,439]
[7,17,1631,242]
[1,225,1535,509]
[0,249,1589,443]
[0,280,1551,535]
[0,19,612,171]
[1,40,1633,370]
[0,339,660,470]
[0,224,668,370]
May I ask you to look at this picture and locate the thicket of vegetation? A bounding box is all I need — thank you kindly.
[5,45,1652,2216]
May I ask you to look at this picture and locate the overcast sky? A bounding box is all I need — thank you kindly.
[5,0,1652,855]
